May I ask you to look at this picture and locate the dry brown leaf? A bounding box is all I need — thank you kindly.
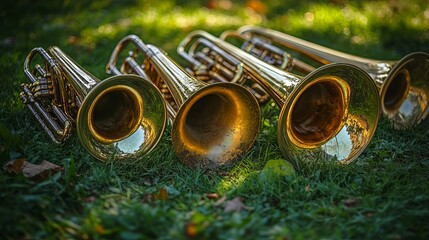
[344,198,358,208]
[83,196,96,203]
[205,193,220,199]
[153,188,169,201]
[4,157,26,174]
[185,222,198,238]
[224,197,252,213]
[4,158,63,181]
[366,212,375,218]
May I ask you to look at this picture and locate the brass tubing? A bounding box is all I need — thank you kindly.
[230,26,429,129]
[178,30,381,169]
[106,35,261,169]
[20,47,167,160]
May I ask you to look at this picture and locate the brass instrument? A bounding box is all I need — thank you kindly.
[178,30,381,169]
[106,35,261,169]
[225,26,429,129]
[20,47,167,160]
[177,35,271,103]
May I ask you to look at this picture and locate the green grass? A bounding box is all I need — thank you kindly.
[1,0,429,239]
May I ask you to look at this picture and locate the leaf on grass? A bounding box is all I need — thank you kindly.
[153,187,169,201]
[223,197,252,213]
[344,198,358,208]
[4,157,25,174]
[205,193,220,199]
[83,196,96,203]
[366,212,375,218]
[3,158,63,181]
[185,222,198,238]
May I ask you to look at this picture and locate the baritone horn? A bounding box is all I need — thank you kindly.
[225,26,429,129]
[20,47,167,160]
[178,30,381,169]
[106,35,261,169]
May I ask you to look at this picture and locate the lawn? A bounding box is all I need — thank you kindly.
[1,0,429,239]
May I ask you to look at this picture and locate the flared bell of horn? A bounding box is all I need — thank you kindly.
[379,52,429,129]
[177,31,380,170]
[106,35,261,169]
[233,26,429,129]
[46,47,167,160]
[277,64,380,168]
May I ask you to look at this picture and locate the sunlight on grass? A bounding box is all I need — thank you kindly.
[272,4,377,45]
[2,0,429,239]
[76,4,264,50]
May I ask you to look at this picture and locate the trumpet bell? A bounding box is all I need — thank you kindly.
[77,74,167,160]
[232,26,429,129]
[172,82,260,168]
[381,52,429,129]
[279,64,380,168]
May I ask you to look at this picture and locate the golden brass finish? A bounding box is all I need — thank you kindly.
[87,85,143,144]
[106,35,261,169]
[177,33,271,103]
[229,26,429,129]
[178,30,380,169]
[287,76,350,148]
[20,47,167,160]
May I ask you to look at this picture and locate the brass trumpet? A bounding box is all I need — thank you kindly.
[178,30,381,169]
[106,35,261,169]
[177,35,270,103]
[224,26,429,129]
[20,47,167,160]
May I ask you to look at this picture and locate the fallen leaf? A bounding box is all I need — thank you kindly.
[185,222,198,238]
[4,157,25,174]
[366,212,375,218]
[224,197,252,213]
[153,188,169,201]
[205,193,219,199]
[344,198,358,208]
[94,224,106,234]
[67,35,79,45]
[4,158,63,181]
[83,196,96,203]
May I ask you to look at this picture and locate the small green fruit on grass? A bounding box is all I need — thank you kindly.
[259,159,295,181]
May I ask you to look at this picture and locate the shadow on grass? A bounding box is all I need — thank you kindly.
[1,0,429,239]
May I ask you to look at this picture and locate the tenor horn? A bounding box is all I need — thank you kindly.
[20,47,167,160]
[178,30,380,169]
[226,26,429,129]
[106,35,261,169]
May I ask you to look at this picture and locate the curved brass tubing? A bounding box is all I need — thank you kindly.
[106,35,261,169]
[178,30,381,170]
[21,47,167,160]
[227,26,429,129]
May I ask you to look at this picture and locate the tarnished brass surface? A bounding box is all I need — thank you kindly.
[106,35,261,169]
[229,26,429,129]
[20,47,167,161]
[178,30,380,169]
